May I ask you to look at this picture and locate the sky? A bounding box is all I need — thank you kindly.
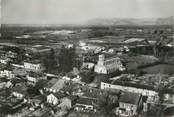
[1,0,174,24]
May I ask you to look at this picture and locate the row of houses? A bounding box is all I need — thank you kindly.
[23,60,44,72]
[100,77,174,116]
[0,45,102,115]
[101,81,158,97]
[0,61,143,117]
[0,61,43,79]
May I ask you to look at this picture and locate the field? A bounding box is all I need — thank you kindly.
[141,64,174,74]
[1,24,172,46]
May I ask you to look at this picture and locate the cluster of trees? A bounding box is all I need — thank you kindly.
[42,48,57,73]
[27,79,47,96]
[98,92,119,116]
[79,70,97,83]
[58,45,76,73]
[41,46,81,74]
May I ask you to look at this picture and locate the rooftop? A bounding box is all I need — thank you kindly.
[31,95,45,103]
[101,53,120,60]
[67,95,78,101]
[12,84,28,95]
[103,73,174,91]
[24,60,41,64]
[46,78,58,88]
[28,71,44,78]
[103,80,155,91]
[53,92,67,99]
[76,97,98,106]
[50,79,66,91]
[119,92,142,105]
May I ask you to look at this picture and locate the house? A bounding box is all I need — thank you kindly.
[82,62,95,69]
[0,50,6,56]
[13,68,27,76]
[12,84,28,99]
[44,79,66,93]
[107,47,128,54]
[0,81,6,88]
[81,87,106,100]
[62,76,71,81]
[11,77,26,86]
[6,51,17,59]
[26,74,37,84]
[29,95,45,107]
[47,92,66,105]
[61,85,74,95]
[24,60,44,72]
[5,81,13,88]
[26,71,46,85]
[67,44,74,48]
[43,78,58,92]
[81,43,101,51]
[116,92,143,116]
[108,48,115,53]
[74,97,97,113]
[0,57,11,64]
[59,96,77,109]
[0,69,15,79]
[4,97,24,114]
[62,73,81,82]
[47,94,58,105]
[72,87,84,96]
[79,40,86,47]
[163,93,174,104]
[94,54,125,74]
[71,75,81,82]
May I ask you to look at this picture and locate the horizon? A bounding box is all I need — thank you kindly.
[1,16,174,26]
[2,0,174,25]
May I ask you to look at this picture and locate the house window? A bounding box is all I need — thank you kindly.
[123,103,125,108]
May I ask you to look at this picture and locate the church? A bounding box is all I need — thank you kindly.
[94,54,125,74]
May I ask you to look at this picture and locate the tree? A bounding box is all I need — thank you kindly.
[80,70,96,83]
[157,87,165,103]
[27,79,47,96]
[35,79,47,90]
[93,74,108,86]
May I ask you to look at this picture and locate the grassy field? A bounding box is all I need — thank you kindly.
[141,64,174,74]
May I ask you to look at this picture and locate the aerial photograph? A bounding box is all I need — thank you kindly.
[0,0,174,116]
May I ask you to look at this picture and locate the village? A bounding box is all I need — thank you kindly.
[0,26,174,117]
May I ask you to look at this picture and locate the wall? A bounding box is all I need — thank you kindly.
[101,82,158,97]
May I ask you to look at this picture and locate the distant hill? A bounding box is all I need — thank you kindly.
[2,17,174,27]
[156,16,174,25]
[87,17,174,26]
